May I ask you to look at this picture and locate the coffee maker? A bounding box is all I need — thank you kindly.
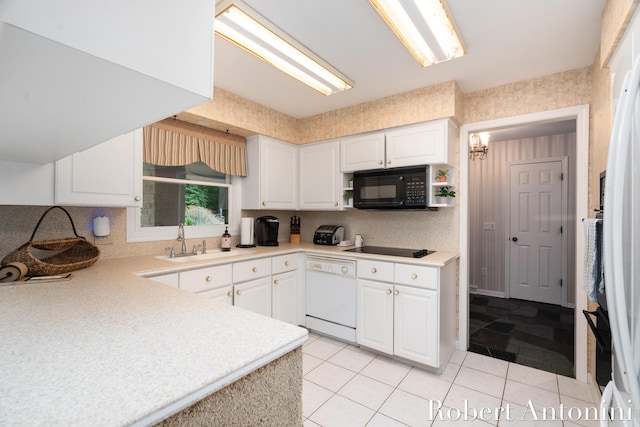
[255,216,279,246]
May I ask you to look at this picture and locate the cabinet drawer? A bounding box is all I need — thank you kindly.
[394,264,438,290]
[357,259,394,282]
[233,257,271,283]
[180,264,232,293]
[272,253,298,274]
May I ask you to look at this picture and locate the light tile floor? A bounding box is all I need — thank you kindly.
[302,334,600,427]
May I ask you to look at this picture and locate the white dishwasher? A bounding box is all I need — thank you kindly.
[305,255,357,343]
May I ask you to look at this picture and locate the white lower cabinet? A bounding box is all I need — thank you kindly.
[199,286,233,305]
[272,253,298,324]
[148,272,179,288]
[234,276,272,317]
[356,259,455,370]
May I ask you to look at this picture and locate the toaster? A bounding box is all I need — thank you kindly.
[313,225,345,245]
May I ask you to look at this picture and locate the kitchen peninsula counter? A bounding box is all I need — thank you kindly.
[0,257,307,426]
[0,243,457,426]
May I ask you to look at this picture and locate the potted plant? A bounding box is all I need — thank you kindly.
[343,190,353,206]
[434,186,455,203]
[436,169,449,182]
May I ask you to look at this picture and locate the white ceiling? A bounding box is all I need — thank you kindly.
[213,0,606,120]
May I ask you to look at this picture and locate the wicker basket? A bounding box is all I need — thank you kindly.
[1,206,100,276]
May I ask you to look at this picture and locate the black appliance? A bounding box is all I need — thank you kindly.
[353,165,428,209]
[313,225,345,245]
[344,246,434,258]
[255,216,279,246]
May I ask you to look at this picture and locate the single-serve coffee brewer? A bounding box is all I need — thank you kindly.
[255,216,279,246]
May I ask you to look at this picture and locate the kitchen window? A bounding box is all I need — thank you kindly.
[126,119,246,243]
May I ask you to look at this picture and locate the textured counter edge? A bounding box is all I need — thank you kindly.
[131,335,307,426]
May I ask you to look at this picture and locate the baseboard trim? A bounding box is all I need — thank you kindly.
[473,289,506,298]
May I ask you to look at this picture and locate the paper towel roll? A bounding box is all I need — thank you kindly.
[240,217,254,245]
[93,216,110,237]
[0,262,28,283]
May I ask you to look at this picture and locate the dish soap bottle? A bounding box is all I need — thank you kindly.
[221,226,231,252]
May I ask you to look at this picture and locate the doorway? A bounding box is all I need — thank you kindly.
[459,105,590,382]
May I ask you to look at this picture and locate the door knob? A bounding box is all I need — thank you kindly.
[512,237,518,242]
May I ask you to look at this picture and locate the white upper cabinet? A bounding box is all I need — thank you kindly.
[299,140,342,210]
[340,119,456,172]
[242,135,298,210]
[386,119,455,167]
[55,129,142,207]
[0,0,213,164]
[340,133,385,172]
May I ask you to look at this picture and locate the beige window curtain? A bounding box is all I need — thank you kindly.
[143,118,247,176]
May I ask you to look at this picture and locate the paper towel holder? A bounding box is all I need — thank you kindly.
[237,217,256,248]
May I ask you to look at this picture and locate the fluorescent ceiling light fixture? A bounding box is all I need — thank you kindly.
[370,0,465,67]
[215,0,354,96]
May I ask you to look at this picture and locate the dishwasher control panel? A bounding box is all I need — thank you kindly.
[305,256,355,277]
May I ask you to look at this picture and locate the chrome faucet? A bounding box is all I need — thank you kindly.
[177,223,187,254]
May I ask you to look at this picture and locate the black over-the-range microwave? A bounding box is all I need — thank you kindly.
[353,165,428,209]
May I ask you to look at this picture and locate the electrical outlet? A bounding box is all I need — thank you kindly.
[480,267,487,276]
[483,222,496,231]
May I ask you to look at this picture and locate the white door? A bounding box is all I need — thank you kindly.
[508,160,564,304]
[272,271,297,324]
[356,279,394,354]
[234,277,272,317]
[393,285,439,367]
[299,140,341,210]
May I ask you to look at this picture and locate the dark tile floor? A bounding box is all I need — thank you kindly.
[469,295,575,377]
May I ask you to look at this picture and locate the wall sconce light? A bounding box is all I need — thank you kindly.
[469,132,490,161]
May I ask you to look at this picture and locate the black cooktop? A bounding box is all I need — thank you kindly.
[344,246,434,258]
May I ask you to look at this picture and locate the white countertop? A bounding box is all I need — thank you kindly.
[0,243,458,426]
[0,257,307,426]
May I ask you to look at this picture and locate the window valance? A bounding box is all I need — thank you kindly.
[143,119,247,177]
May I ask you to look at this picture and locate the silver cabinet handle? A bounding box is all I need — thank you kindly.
[386,289,392,295]
[372,267,377,273]
[395,289,400,295]
[378,160,383,165]
[411,273,418,280]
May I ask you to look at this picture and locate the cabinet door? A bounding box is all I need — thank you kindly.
[386,120,451,167]
[55,129,142,207]
[199,286,234,305]
[272,271,297,324]
[234,277,272,318]
[299,140,341,210]
[356,279,394,354]
[261,137,298,210]
[340,133,385,172]
[393,284,439,367]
